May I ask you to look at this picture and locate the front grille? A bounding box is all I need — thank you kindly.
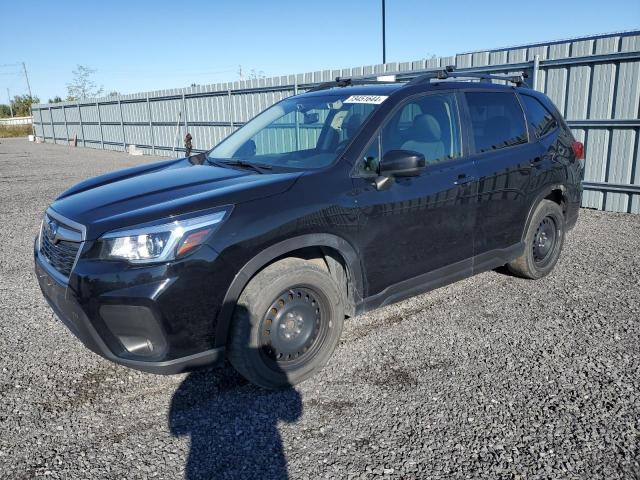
[39,213,83,279]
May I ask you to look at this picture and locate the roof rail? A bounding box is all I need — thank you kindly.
[308,76,398,92]
[406,66,529,87]
[305,67,529,94]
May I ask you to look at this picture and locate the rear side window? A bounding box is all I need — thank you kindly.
[465,92,527,153]
[519,94,558,138]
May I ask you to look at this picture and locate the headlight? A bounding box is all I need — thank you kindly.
[98,208,231,263]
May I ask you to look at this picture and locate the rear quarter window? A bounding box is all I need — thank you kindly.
[519,94,558,138]
[465,91,528,154]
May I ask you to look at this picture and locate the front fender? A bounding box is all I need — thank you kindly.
[213,233,364,348]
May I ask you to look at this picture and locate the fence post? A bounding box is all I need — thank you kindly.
[181,92,188,156]
[48,106,54,143]
[96,102,104,149]
[227,88,234,130]
[146,96,156,155]
[294,78,300,150]
[118,99,126,151]
[31,108,37,137]
[532,55,540,91]
[78,104,86,147]
[62,105,70,144]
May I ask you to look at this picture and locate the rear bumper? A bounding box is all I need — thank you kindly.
[35,256,225,374]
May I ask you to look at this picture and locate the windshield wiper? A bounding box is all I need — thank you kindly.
[209,158,272,174]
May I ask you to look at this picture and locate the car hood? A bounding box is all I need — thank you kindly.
[51,158,302,240]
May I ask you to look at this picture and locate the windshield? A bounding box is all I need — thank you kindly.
[207,93,383,169]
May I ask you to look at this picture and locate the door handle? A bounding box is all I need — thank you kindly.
[530,156,543,166]
[454,174,476,185]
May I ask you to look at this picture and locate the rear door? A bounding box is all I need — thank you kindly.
[461,90,542,262]
[350,91,478,301]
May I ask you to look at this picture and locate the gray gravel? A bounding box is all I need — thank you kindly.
[0,137,639,479]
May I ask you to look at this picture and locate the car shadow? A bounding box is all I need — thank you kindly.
[168,306,302,480]
[493,265,517,277]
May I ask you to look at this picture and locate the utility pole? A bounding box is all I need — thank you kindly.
[382,0,386,64]
[22,62,35,136]
[22,62,33,99]
[7,88,14,117]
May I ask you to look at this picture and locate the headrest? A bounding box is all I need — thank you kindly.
[412,114,442,142]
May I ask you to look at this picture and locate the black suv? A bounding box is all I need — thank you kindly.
[35,69,584,389]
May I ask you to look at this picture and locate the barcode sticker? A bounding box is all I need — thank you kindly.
[343,95,388,104]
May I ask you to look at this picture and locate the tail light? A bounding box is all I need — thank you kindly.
[571,141,584,160]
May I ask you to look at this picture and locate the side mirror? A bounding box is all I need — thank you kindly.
[303,112,319,124]
[379,150,426,177]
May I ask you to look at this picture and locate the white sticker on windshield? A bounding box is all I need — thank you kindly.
[343,95,388,104]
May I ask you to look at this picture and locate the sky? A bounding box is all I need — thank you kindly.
[1,0,639,103]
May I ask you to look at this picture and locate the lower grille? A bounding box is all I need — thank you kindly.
[39,212,83,279]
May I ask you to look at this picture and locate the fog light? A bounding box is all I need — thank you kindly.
[118,336,155,355]
[99,304,167,359]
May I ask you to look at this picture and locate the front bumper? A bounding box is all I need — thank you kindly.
[35,251,226,375]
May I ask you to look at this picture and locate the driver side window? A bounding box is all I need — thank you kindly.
[383,93,461,165]
[354,93,462,176]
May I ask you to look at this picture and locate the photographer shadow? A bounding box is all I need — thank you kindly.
[169,306,302,480]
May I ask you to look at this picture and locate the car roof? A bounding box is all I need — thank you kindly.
[300,83,404,98]
[299,80,528,98]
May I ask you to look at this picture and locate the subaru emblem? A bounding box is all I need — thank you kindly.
[47,219,60,244]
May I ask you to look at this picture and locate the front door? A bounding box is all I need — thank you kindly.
[350,91,478,305]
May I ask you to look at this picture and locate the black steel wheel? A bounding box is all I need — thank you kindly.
[228,257,344,390]
[532,216,559,268]
[258,286,331,371]
[507,199,565,279]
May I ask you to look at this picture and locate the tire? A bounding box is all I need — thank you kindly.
[507,199,565,279]
[227,257,344,390]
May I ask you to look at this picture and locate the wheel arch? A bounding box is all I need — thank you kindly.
[521,183,568,242]
[214,233,364,348]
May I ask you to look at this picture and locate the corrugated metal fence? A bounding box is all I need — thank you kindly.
[32,31,640,213]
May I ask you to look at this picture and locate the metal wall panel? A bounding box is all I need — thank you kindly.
[64,106,79,123]
[607,130,636,211]
[31,31,640,212]
[99,103,120,123]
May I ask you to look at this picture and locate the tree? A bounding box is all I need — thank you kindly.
[238,66,266,81]
[248,69,266,80]
[0,104,11,118]
[11,95,39,117]
[66,65,104,100]
[108,91,120,97]
[48,96,63,103]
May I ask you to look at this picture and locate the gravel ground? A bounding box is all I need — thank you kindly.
[0,137,638,479]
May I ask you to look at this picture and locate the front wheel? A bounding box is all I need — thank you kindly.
[507,199,565,279]
[227,257,344,389]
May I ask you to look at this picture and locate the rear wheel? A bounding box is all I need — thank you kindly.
[507,199,565,279]
[227,257,344,389]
